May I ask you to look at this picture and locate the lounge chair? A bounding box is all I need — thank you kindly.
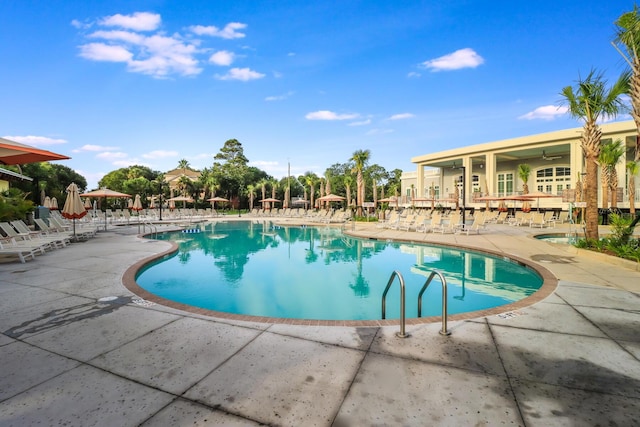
[433,212,461,234]
[0,239,39,263]
[529,212,547,228]
[556,211,570,223]
[0,222,61,251]
[456,215,484,235]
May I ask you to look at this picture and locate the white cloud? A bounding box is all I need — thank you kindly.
[215,67,265,81]
[96,151,128,160]
[421,48,484,71]
[209,50,235,66]
[348,119,371,126]
[142,150,179,159]
[189,22,247,39]
[305,110,360,120]
[388,113,414,120]
[407,71,421,78]
[100,12,161,31]
[518,105,568,120]
[78,43,133,62]
[72,144,120,152]
[3,135,68,145]
[88,30,145,44]
[265,91,294,101]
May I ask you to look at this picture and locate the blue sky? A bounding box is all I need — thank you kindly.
[0,1,633,190]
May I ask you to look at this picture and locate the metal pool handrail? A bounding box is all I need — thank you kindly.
[417,269,450,336]
[381,270,409,338]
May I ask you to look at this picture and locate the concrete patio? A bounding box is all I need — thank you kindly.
[0,219,639,426]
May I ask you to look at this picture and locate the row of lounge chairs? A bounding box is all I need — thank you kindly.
[0,214,98,263]
[377,210,485,234]
[248,208,352,223]
[100,207,224,225]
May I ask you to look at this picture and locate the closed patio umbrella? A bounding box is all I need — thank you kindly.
[61,182,87,239]
[132,194,143,232]
[50,197,58,210]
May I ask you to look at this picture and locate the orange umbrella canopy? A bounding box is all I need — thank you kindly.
[0,137,70,165]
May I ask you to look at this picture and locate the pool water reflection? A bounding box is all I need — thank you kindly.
[136,221,543,321]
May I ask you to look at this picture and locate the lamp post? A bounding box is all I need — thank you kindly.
[453,163,466,218]
[158,182,165,221]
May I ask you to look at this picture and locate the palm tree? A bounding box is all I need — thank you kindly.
[177,159,190,172]
[302,172,316,211]
[258,178,268,210]
[614,7,640,162]
[343,173,354,208]
[368,164,386,210]
[599,139,625,209]
[517,163,531,194]
[560,69,630,240]
[628,161,639,215]
[246,184,256,211]
[351,149,371,216]
[518,163,532,212]
[324,171,332,209]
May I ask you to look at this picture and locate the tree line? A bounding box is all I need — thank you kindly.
[94,139,402,213]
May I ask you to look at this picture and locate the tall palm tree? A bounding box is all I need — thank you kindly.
[614,7,640,161]
[628,161,639,215]
[560,69,630,240]
[177,159,190,173]
[343,173,354,208]
[518,163,532,212]
[302,172,316,210]
[351,149,371,216]
[324,171,332,209]
[258,178,268,210]
[246,184,256,211]
[599,139,625,209]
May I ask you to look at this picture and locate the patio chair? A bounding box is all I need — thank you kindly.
[0,222,60,251]
[529,212,547,228]
[0,239,39,263]
[456,215,485,235]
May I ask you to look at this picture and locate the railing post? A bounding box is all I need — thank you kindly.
[381,270,409,338]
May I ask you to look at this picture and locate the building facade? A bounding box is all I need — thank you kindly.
[403,120,638,211]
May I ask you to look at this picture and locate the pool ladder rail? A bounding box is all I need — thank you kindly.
[381,269,450,338]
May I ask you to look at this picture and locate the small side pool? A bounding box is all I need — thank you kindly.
[535,234,581,245]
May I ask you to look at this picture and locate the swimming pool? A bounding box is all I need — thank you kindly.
[535,234,581,244]
[135,221,543,321]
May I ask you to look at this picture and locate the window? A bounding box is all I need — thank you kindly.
[497,173,513,196]
[535,166,571,195]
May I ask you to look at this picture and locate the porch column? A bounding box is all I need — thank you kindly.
[416,164,425,200]
[486,154,497,196]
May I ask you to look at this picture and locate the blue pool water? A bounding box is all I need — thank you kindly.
[535,234,580,244]
[136,221,543,321]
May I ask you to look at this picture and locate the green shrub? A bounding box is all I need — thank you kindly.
[0,189,34,221]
